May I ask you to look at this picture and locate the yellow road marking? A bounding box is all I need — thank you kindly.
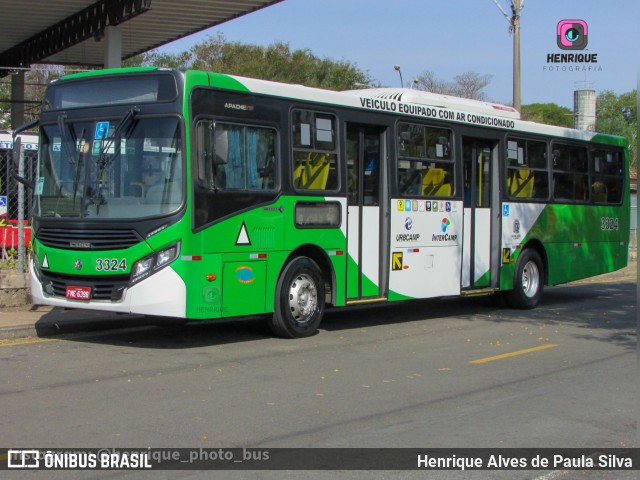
[0,338,58,347]
[470,343,558,364]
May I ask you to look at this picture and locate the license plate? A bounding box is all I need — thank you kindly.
[65,286,92,301]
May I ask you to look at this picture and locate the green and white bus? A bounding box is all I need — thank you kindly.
[26,67,630,337]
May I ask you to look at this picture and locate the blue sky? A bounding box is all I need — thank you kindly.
[159,0,637,109]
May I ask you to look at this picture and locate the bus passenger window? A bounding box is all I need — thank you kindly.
[292,110,339,191]
[397,122,454,197]
[591,148,623,204]
[196,120,277,192]
[505,138,549,200]
[552,143,589,202]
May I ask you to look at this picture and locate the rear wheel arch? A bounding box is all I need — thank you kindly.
[521,239,548,285]
[505,244,546,309]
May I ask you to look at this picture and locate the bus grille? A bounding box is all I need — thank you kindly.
[39,272,130,301]
[37,228,141,250]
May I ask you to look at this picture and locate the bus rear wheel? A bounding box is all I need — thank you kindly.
[268,257,325,338]
[505,249,544,309]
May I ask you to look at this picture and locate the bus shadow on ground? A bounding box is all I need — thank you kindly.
[529,281,636,350]
[56,280,635,350]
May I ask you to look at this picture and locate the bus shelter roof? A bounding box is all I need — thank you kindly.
[0,0,282,76]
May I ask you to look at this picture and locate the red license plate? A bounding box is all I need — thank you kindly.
[65,286,92,301]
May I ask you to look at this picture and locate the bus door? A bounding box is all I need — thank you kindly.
[345,124,387,301]
[462,137,500,290]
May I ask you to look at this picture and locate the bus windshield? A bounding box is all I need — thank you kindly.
[35,116,183,219]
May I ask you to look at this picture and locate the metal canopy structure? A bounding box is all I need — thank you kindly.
[0,0,282,74]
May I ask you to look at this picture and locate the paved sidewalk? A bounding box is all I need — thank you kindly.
[0,261,635,340]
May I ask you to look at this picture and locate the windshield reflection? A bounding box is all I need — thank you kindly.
[36,116,183,219]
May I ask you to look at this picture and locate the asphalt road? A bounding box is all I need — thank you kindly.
[1,277,636,480]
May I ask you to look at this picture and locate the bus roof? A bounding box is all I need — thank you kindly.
[218,72,625,146]
[48,68,628,148]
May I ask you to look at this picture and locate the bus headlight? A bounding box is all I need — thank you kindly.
[32,252,41,280]
[130,243,180,286]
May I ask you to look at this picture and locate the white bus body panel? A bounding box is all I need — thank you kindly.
[30,261,187,318]
[389,199,463,299]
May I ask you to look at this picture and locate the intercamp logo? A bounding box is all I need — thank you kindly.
[557,19,588,50]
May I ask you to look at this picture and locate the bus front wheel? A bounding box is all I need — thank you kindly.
[505,249,544,309]
[269,257,325,338]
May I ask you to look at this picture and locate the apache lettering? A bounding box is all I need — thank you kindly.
[396,233,420,241]
[224,103,254,111]
[432,233,458,242]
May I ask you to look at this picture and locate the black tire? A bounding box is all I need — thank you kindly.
[505,249,544,309]
[268,257,325,338]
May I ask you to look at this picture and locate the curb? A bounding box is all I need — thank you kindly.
[0,310,152,341]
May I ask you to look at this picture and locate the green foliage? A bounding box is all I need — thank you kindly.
[126,33,372,91]
[596,90,637,169]
[0,78,12,130]
[0,66,68,130]
[521,103,573,128]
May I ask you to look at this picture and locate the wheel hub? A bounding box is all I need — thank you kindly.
[288,274,317,324]
[522,260,540,298]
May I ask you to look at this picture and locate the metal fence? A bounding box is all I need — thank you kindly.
[0,147,38,272]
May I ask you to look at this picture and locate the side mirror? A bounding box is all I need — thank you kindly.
[11,136,36,190]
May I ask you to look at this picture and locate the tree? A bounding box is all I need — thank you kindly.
[0,79,10,129]
[413,70,492,100]
[128,33,372,91]
[0,65,67,130]
[453,71,493,101]
[596,90,637,169]
[521,103,573,128]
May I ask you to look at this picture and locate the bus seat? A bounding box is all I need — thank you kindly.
[592,181,607,202]
[509,169,534,198]
[294,153,330,190]
[422,168,450,196]
[434,183,451,197]
[130,181,145,198]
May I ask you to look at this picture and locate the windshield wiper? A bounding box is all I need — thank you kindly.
[88,107,139,215]
[57,115,86,209]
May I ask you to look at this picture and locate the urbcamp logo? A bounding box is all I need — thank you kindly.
[557,19,588,50]
[405,217,413,230]
[441,217,451,233]
[396,217,420,242]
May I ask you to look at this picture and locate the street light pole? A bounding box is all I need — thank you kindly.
[493,0,524,112]
[394,65,404,88]
[511,0,522,112]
